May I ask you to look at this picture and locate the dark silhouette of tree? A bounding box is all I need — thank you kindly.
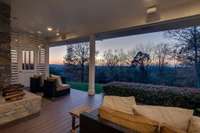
[64,45,74,65]
[131,51,150,82]
[64,42,89,82]
[167,26,200,87]
[170,47,179,69]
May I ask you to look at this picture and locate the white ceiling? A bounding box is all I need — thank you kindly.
[10,0,199,40]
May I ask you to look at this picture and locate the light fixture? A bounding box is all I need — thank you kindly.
[37,31,42,34]
[56,33,60,36]
[146,6,157,14]
[47,27,53,31]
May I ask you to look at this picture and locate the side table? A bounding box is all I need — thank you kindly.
[30,76,42,92]
[69,105,93,133]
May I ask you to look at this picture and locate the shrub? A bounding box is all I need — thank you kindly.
[103,82,200,115]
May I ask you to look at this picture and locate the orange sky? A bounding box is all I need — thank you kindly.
[49,46,66,64]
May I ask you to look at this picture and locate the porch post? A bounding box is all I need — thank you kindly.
[45,44,50,78]
[88,35,96,96]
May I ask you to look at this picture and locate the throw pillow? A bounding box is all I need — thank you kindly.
[102,96,136,115]
[188,116,200,133]
[160,124,186,133]
[99,106,159,133]
[133,105,193,131]
[51,74,62,86]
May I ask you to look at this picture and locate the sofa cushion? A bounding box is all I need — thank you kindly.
[56,84,70,91]
[62,84,70,88]
[47,77,57,81]
[160,124,187,133]
[133,105,193,131]
[99,106,159,133]
[51,74,63,87]
[188,116,200,133]
[102,96,136,115]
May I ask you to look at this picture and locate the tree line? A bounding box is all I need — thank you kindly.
[62,26,200,88]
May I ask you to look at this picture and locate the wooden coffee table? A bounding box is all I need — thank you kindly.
[69,105,93,133]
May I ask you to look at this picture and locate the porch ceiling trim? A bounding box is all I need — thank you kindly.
[50,14,200,47]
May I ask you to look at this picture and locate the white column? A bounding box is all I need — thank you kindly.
[45,44,50,78]
[88,35,96,96]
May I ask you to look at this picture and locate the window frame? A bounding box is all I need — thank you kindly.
[22,50,35,71]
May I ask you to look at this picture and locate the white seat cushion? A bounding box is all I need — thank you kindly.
[56,84,70,91]
[188,116,200,133]
[62,84,70,88]
[133,105,193,131]
[102,96,136,115]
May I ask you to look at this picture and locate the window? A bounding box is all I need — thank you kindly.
[22,50,34,70]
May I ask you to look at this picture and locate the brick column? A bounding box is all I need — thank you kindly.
[0,1,11,88]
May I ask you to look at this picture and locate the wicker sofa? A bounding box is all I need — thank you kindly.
[80,82,200,133]
[80,96,200,133]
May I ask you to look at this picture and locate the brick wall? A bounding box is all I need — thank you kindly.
[0,1,11,88]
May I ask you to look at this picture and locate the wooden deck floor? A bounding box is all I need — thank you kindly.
[1,89,103,133]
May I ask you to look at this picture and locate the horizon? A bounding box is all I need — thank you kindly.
[49,31,176,64]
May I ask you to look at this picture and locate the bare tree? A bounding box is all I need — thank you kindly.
[103,49,133,66]
[154,43,170,75]
[64,42,89,82]
[170,45,179,69]
[64,45,74,65]
[103,49,120,67]
[166,26,200,87]
[117,49,131,66]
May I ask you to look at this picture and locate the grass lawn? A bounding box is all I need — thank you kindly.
[68,82,103,94]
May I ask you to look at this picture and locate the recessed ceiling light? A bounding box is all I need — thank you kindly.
[47,27,53,31]
[37,31,42,34]
[56,33,60,36]
[29,31,34,34]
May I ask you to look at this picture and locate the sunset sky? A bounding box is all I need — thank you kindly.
[49,31,175,64]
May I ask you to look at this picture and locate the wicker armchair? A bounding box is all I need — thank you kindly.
[43,75,70,98]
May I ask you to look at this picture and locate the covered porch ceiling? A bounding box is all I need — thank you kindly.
[9,0,200,45]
